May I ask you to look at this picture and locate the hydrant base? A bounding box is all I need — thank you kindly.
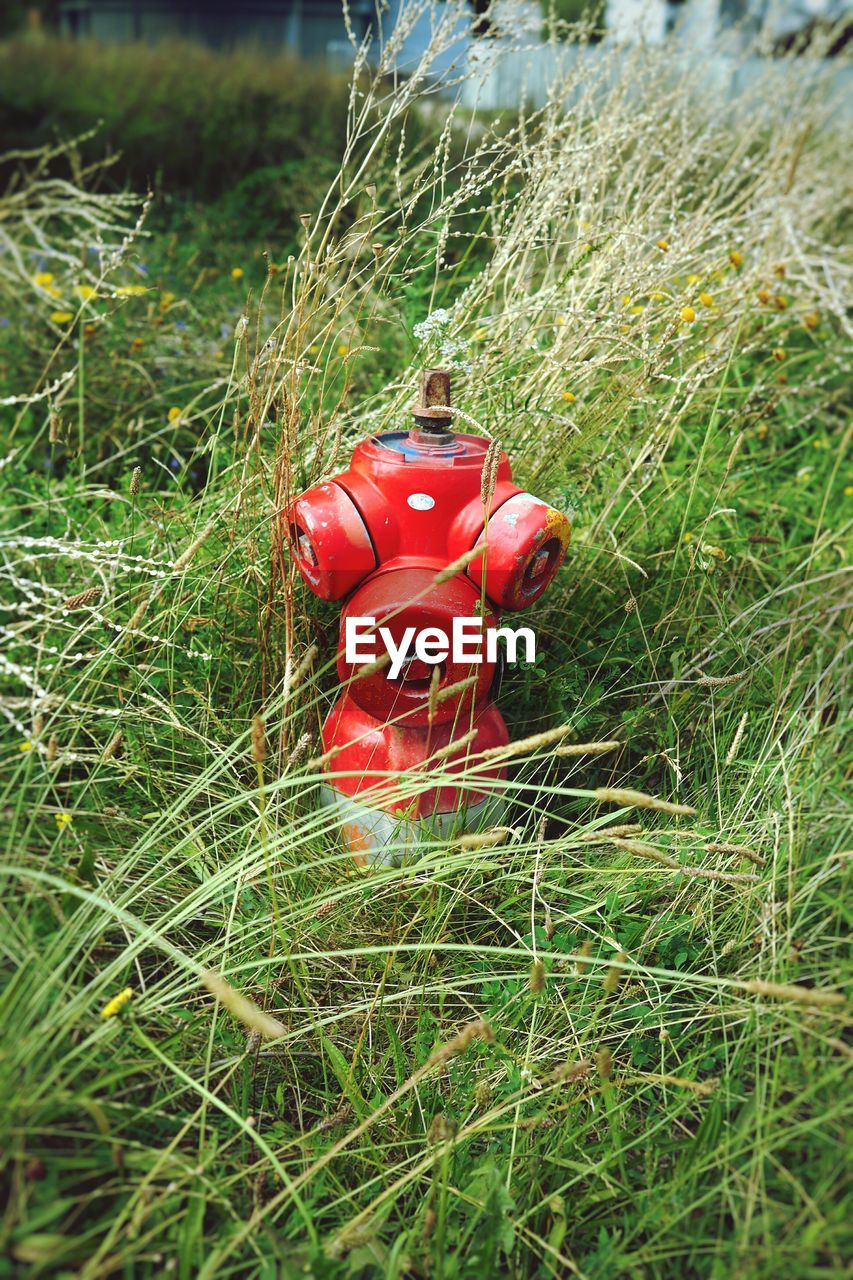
[320,784,506,868]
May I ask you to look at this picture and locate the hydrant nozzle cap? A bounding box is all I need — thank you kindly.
[412,367,452,428]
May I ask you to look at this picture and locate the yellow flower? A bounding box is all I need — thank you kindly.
[773,348,786,362]
[309,344,320,355]
[804,312,819,330]
[686,273,700,285]
[757,289,770,306]
[337,344,350,357]
[101,987,134,1019]
[682,532,694,543]
[699,292,713,307]
[231,267,244,280]
[167,406,182,422]
[115,284,147,297]
[55,811,72,830]
[844,485,853,496]
[19,740,33,752]
[84,323,96,335]
[629,305,645,315]
[33,272,54,287]
[621,295,632,307]
[555,314,566,326]
[562,391,575,403]
[729,250,743,268]
[50,311,74,324]
[756,423,769,440]
[775,295,787,311]
[774,263,786,279]
[473,328,487,341]
[681,306,696,323]
[131,337,144,350]
[657,238,669,251]
[159,291,175,311]
[74,284,95,301]
[705,545,726,561]
[651,291,666,302]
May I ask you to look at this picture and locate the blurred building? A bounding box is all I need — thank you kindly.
[58,0,377,57]
[605,0,852,44]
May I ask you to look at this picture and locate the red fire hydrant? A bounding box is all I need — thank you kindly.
[287,368,571,864]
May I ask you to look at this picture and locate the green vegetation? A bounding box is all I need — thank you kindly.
[0,21,850,1279]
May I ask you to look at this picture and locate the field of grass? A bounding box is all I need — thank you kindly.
[0,16,850,1279]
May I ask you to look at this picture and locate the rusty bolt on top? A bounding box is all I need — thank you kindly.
[412,367,453,440]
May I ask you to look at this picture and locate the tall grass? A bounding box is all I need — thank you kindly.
[0,7,850,1275]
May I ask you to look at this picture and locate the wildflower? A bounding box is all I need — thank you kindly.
[55,811,72,831]
[74,284,95,301]
[159,291,175,310]
[804,312,819,330]
[681,306,696,323]
[131,337,144,350]
[621,294,632,307]
[757,289,770,305]
[231,267,244,280]
[699,292,713,307]
[473,328,487,341]
[101,987,133,1019]
[309,344,320,355]
[773,348,786,362]
[844,486,853,497]
[562,391,576,403]
[555,314,566,326]
[774,263,786,278]
[167,406,182,422]
[50,311,73,324]
[337,344,349,357]
[115,284,147,297]
[629,305,645,315]
[656,238,669,251]
[33,272,54,287]
[682,531,694,543]
[83,323,96,335]
[729,250,743,268]
[756,423,769,439]
[651,291,666,302]
[775,296,788,311]
[687,273,700,285]
[19,740,33,752]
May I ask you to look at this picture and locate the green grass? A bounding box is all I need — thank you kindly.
[0,28,850,1279]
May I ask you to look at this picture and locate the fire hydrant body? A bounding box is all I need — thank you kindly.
[288,369,571,864]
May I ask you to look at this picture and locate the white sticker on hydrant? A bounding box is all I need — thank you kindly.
[407,493,435,510]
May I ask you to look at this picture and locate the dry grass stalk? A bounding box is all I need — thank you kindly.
[102,730,123,761]
[554,739,621,757]
[619,1071,719,1096]
[696,671,749,687]
[480,723,574,761]
[725,712,749,766]
[434,672,479,705]
[578,823,643,841]
[64,586,102,610]
[734,978,846,1008]
[251,715,266,764]
[705,840,765,866]
[433,544,488,586]
[454,825,513,849]
[172,518,217,574]
[595,787,696,816]
[431,726,478,763]
[201,970,286,1039]
[425,1018,493,1068]
[610,836,759,883]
